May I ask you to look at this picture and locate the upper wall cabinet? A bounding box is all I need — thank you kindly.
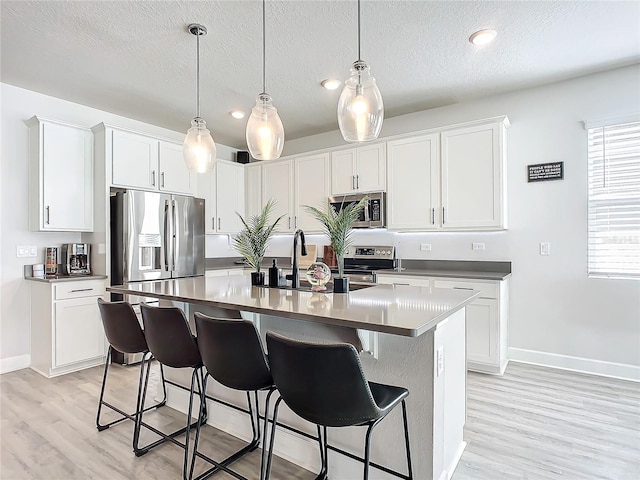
[109,128,193,196]
[387,117,508,231]
[245,163,262,221]
[27,117,94,232]
[197,160,245,235]
[330,143,386,195]
[262,159,295,233]
[295,153,330,232]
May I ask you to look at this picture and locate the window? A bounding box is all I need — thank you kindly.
[587,116,640,279]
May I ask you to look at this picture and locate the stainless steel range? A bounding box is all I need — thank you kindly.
[337,245,397,283]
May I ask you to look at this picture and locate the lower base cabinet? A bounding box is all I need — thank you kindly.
[30,279,107,377]
[377,274,509,375]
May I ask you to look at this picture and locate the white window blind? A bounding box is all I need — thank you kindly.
[587,120,640,279]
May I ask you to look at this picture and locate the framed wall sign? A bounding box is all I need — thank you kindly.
[527,162,564,182]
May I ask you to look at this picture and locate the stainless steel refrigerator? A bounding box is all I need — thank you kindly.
[110,190,204,363]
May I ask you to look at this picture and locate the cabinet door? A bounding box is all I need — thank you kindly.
[196,168,216,234]
[465,298,499,368]
[54,296,105,367]
[330,149,357,195]
[262,160,294,232]
[159,141,193,195]
[387,134,439,230]
[112,130,159,189]
[41,122,93,231]
[295,153,330,232]
[216,161,245,234]
[245,163,262,220]
[441,123,503,229]
[355,143,386,192]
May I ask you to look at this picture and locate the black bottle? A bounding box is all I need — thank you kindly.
[268,259,281,288]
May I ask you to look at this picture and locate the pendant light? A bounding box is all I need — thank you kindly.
[337,0,383,143]
[246,0,284,161]
[183,23,216,173]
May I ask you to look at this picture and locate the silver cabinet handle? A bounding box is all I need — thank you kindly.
[453,286,473,291]
[431,208,435,224]
[294,216,297,228]
[151,170,156,187]
[172,200,178,271]
[393,283,410,286]
[356,175,359,189]
[212,217,215,230]
[218,217,221,230]
[69,288,93,293]
[442,207,446,225]
[288,217,291,229]
[161,172,165,188]
[45,206,50,225]
[352,175,356,190]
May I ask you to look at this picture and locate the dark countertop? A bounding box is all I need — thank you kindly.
[206,258,511,281]
[25,274,108,283]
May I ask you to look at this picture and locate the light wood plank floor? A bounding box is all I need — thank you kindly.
[1,362,638,479]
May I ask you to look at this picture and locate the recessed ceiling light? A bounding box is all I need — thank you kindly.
[321,79,341,90]
[230,110,245,119]
[469,29,497,46]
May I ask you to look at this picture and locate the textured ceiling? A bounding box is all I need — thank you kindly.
[2,1,639,149]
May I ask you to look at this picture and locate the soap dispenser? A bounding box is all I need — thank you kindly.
[268,259,281,288]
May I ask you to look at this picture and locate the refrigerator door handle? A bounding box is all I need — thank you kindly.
[172,199,178,272]
[163,200,171,271]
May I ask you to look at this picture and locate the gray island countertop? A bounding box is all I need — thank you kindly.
[108,274,479,337]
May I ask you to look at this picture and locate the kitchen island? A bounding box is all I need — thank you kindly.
[108,275,479,480]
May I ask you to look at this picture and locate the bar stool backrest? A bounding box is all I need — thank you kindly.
[97,298,147,354]
[140,303,202,368]
[194,313,272,391]
[266,332,382,427]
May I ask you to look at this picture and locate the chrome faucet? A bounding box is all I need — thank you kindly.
[286,229,307,288]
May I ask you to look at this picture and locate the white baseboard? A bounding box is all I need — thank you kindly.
[508,347,640,382]
[165,384,401,480]
[0,354,30,374]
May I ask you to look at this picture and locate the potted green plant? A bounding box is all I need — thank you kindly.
[233,199,283,286]
[304,196,368,293]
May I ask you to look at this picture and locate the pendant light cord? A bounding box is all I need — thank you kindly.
[196,26,201,118]
[262,0,266,94]
[357,0,361,61]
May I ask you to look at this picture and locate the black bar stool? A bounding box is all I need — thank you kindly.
[264,332,413,480]
[191,312,276,480]
[138,303,207,480]
[95,299,167,440]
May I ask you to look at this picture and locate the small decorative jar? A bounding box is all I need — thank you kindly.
[305,262,332,291]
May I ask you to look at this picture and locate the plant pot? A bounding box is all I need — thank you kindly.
[333,277,349,294]
[251,271,265,286]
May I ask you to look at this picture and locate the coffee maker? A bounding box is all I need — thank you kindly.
[61,243,91,275]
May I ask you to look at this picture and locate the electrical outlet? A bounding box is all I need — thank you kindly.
[436,347,444,377]
[472,242,485,251]
[16,245,37,258]
[420,243,432,252]
[540,242,551,255]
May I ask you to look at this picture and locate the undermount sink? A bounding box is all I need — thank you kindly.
[259,280,375,293]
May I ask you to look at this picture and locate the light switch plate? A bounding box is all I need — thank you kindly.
[436,347,444,377]
[16,245,37,258]
[540,242,551,255]
[420,243,432,251]
[472,242,486,251]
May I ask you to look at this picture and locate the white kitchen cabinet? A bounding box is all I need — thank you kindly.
[197,160,245,234]
[26,117,94,232]
[30,279,107,378]
[376,273,509,375]
[159,141,193,195]
[440,121,506,229]
[330,143,386,195]
[245,163,262,220]
[387,134,440,230]
[386,117,508,232]
[295,153,330,232]
[262,159,295,232]
[110,127,193,196]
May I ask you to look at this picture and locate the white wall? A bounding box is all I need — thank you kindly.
[214,65,640,374]
[0,83,236,368]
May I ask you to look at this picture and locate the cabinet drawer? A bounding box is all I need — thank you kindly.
[432,279,498,299]
[54,280,105,300]
[376,275,431,287]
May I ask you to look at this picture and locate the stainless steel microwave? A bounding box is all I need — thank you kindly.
[328,192,386,228]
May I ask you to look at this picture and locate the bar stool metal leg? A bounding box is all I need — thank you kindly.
[401,400,414,480]
[96,346,167,432]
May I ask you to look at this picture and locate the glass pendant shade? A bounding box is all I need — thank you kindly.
[183,117,216,174]
[337,60,383,142]
[246,93,284,161]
